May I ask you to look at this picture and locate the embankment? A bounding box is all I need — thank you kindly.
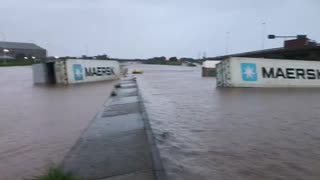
[61,77,166,180]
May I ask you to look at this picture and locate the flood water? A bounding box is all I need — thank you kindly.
[133,64,320,180]
[2,64,320,180]
[0,66,117,179]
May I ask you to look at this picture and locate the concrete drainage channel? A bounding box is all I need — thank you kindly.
[62,77,167,180]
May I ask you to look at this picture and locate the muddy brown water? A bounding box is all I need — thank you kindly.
[0,66,117,179]
[133,64,320,180]
[2,64,320,180]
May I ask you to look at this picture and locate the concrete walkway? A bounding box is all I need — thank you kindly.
[62,77,166,180]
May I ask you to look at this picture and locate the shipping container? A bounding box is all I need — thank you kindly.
[33,59,121,84]
[202,60,220,77]
[203,60,221,68]
[32,63,50,84]
[216,57,320,88]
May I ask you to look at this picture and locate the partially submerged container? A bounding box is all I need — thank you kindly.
[33,59,121,84]
[216,57,320,88]
[202,60,220,77]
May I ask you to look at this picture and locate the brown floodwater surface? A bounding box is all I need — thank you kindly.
[133,64,320,180]
[0,66,117,179]
[2,64,320,180]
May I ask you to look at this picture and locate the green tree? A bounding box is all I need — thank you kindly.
[95,54,109,60]
[169,57,178,62]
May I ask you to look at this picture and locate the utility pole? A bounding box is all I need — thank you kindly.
[85,44,89,56]
[1,32,6,41]
[225,32,230,55]
[203,51,206,59]
[1,32,7,63]
[262,22,266,49]
[3,49,9,64]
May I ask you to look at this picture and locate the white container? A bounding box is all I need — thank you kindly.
[216,57,320,88]
[33,59,121,84]
[202,60,221,77]
[62,59,120,84]
[32,63,49,84]
[202,60,220,68]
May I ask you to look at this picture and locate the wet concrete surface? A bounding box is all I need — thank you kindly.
[0,66,118,179]
[62,78,162,180]
[107,96,139,105]
[132,64,320,180]
[87,113,144,136]
[63,130,153,180]
[102,102,141,117]
[116,88,138,97]
[120,84,138,89]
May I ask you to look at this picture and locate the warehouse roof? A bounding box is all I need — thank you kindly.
[0,41,45,50]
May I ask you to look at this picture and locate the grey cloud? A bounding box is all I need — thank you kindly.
[0,0,319,58]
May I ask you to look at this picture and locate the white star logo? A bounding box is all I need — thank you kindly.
[243,66,256,78]
[75,69,82,77]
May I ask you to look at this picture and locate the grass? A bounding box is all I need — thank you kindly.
[132,70,144,74]
[30,167,80,180]
[0,60,40,67]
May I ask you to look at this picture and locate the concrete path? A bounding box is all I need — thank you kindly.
[62,77,165,180]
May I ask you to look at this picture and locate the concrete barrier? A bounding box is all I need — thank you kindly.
[61,77,167,180]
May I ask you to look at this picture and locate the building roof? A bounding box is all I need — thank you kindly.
[0,41,45,50]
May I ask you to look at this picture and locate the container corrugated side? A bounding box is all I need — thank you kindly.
[227,57,320,87]
[216,60,231,87]
[216,62,223,87]
[65,59,121,84]
[54,61,68,84]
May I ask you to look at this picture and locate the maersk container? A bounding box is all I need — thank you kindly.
[216,57,320,88]
[202,60,220,77]
[33,59,121,84]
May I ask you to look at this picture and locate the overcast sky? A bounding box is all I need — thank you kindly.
[0,0,319,58]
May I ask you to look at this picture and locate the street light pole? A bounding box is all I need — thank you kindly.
[225,32,230,55]
[1,32,6,41]
[1,33,7,64]
[3,49,9,64]
[262,22,266,49]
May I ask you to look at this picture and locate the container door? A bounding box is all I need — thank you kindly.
[54,61,68,84]
[216,63,224,87]
[46,62,56,84]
